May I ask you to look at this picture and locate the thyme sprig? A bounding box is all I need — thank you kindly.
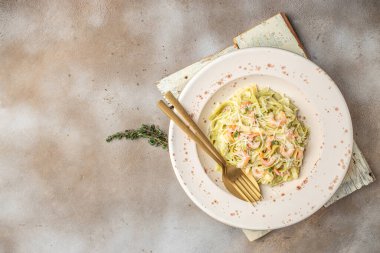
[106,124,168,149]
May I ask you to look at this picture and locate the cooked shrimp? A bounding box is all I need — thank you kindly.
[247,132,260,140]
[296,148,304,159]
[247,140,261,149]
[240,101,252,110]
[276,111,287,125]
[225,132,233,142]
[239,132,260,149]
[265,136,275,150]
[229,125,237,131]
[280,142,295,158]
[252,167,264,178]
[237,152,250,168]
[261,155,278,167]
[225,125,237,141]
[268,112,276,126]
[248,111,257,124]
[269,111,287,127]
[286,129,296,140]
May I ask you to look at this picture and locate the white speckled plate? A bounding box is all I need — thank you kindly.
[168,48,353,230]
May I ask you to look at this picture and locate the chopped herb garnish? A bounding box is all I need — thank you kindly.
[233,131,239,138]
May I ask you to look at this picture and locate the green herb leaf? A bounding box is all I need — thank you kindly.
[106,124,168,150]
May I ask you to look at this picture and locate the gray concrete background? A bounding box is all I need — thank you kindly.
[0,0,379,252]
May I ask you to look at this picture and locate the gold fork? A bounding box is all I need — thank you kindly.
[157,92,262,203]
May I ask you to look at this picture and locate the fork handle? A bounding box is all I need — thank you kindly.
[164,92,227,166]
[157,100,224,168]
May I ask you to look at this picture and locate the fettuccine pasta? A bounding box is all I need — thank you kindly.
[209,85,309,186]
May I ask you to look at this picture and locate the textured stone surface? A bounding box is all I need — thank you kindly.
[0,1,379,252]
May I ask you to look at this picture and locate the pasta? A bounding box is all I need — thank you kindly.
[209,85,309,186]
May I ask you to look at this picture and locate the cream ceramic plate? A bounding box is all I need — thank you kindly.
[168,48,352,230]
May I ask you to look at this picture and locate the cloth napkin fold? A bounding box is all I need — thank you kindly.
[156,13,375,241]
